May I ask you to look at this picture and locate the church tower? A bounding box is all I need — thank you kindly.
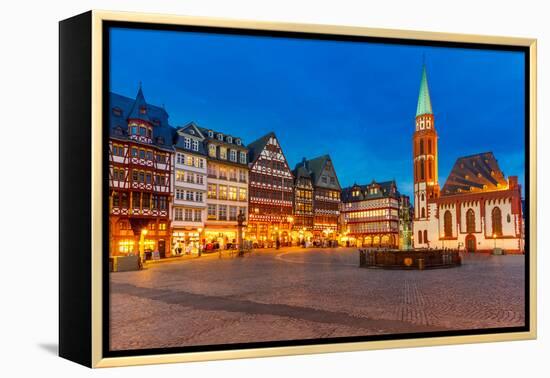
[413,64,440,223]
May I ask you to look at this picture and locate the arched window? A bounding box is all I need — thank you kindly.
[421,193,425,201]
[444,211,453,237]
[421,207,426,218]
[419,139,424,154]
[418,230,423,244]
[423,230,428,243]
[428,139,432,154]
[420,161,425,180]
[492,207,503,236]
[466,209,476,233]
[428,160,432,179]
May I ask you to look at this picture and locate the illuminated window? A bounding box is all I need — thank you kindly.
[492,207,503,236]
[229,186,237,200]
[208,144,216,158]
[239,188,250,201]
[208,184,217,199]
[219,185,228,200]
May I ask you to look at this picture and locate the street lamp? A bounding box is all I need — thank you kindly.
[237,210,246,256]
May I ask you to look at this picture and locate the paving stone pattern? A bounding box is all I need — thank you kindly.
[110,248,525,351]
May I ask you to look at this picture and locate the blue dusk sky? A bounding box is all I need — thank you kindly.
[109,27,526,198]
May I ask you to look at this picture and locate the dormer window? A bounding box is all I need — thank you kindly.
[208,144,216,158]
[192,140,199,151]
[139,127,147,137]
[227,136,233,144]
[184,137,191,149]
[139,106,147,114]
[113,126,124,136]
[112,107,122,116]
[236,139,241,145]
[208,130,213,138]
[217,133,223,141]
[220,147,227,160]
[130,125,138,135]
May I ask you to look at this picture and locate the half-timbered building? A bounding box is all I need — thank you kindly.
[341,180,406,248]
[292,158,314,243]
[108,87,173,258]
[301,155,341,241]
[247,132,294,246]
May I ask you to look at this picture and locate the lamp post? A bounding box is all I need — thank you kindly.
[237,211,245,256]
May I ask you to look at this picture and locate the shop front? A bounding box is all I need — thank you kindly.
[245,222,293,248]
[203,228,239,251]
[290,229,314,247]
[171,229,202,256]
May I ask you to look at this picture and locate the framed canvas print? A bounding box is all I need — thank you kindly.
[59,10,537,368]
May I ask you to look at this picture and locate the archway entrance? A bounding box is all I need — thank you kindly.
[465,234,476,252]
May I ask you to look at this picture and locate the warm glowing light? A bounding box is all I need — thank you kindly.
[493,233,497,239]
[287,216,294,223]
[141,229,148,235]
[198,227,203,233]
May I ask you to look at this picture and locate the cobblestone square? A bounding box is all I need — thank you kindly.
[109,248,525,351]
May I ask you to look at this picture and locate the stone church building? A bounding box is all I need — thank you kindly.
[412,65,524,253]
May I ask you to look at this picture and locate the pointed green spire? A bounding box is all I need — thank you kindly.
[416,64,433,117]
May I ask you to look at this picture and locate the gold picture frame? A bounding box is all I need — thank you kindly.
[59,10,537,368]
